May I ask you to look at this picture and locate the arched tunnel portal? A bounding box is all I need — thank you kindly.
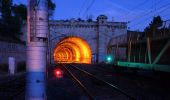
[53,37,92,64]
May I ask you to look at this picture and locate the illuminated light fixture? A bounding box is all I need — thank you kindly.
[106,55,113,63]
[54,68,63,78]
[53,37,92,64]
[107,56,112,61]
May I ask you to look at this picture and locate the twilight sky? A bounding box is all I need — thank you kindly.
[15,0,170,31]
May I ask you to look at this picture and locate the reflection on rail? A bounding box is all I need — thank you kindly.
[57,64,136,100]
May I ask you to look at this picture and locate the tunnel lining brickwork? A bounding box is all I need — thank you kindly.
[53,36,92,64]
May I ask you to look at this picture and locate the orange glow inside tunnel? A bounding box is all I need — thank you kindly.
[53,37,92,64]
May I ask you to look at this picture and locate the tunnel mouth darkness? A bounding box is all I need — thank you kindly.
[53,36,92,64]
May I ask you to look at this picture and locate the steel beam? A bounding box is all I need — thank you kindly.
[147,37,152,64]
[152,39,170,65]
[117,61,170,72]
[128,41,131,62]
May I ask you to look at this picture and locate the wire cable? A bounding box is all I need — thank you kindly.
[78,0,87,17]
[82,0,96,17]
[125,0,148,17]
[129,5,170,28]
[129,2,170,23]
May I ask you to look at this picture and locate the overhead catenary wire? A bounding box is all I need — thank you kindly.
[125,0,148,17]
[161,12,170,18]
[129,2,170,23]
[152,0,168,11]
[129,5,170,28]
[124,0,149,22]
[129,2,170,29]
[78,0,87,18]
[82,0,96,17]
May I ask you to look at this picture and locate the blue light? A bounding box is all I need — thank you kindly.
[106,55,113,63]
[107,57,112,61]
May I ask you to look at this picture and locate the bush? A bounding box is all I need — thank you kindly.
[17,61,26,72]
[0,63,8,72]
[0,61,26,74]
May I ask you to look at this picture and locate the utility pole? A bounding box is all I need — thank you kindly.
[96,25,99,63]
[26,0,48,100]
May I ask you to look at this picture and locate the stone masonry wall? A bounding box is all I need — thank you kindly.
[0,41,26,64]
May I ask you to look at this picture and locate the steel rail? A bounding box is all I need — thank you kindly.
[0,74,25,86]
[68,64,136,100]
[0,75,25,100]
[61,64,94,100]
[8,80,25,100]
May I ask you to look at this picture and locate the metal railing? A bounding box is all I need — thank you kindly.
[108,21,170,47]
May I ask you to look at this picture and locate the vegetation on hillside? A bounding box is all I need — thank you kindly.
[0,0,56,42]
[144,16,169,37]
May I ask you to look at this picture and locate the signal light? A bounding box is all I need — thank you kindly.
[107,56,112,61]
[106,55,114,63]
[54,68,63,78]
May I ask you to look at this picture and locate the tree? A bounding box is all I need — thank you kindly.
[12,4,27,20]
[0,0,15,38]
[48,0,56,17]
[77,18,84,22]
[144,16,163,37]
[87,18,93,22]
[0,0,12,22]
[0,0,56,42]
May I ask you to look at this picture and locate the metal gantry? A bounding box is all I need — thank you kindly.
[107,20,170,72]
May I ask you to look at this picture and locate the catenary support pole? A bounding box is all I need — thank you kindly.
[26,0,48,100]
[128,41,131,62]
[147,37,152,64]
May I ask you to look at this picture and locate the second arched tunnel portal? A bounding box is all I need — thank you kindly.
[53,37,92,64]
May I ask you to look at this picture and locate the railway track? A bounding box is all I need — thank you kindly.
[70,64,170,100]
[48,64,170,100]
[58,64,136,100]
[0,73,25,100]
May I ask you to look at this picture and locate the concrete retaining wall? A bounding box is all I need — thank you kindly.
[0,41,26,64]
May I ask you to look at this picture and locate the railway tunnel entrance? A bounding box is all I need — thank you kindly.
[53,37,92,64]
